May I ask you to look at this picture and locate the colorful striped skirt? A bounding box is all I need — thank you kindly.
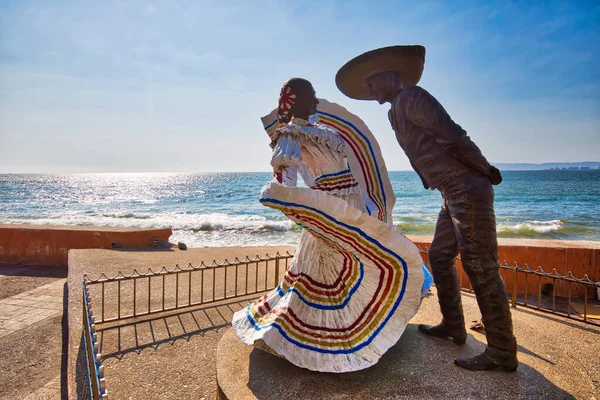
[232,181,426,372]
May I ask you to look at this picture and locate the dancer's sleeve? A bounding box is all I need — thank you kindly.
[270,133,302,187]
[298,162,315,187]
[400,86,493,179]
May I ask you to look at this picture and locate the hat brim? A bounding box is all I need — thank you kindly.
[336,45,426,100]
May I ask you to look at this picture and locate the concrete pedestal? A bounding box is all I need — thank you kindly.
[215,308,590,400]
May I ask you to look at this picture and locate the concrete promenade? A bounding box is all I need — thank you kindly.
[68,247,599,399]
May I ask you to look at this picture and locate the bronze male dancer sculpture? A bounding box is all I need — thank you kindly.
[336,45,518,372]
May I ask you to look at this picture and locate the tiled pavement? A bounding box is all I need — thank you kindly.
[21,375,62,400]
[0,279,66,338]
[0,275,66,399]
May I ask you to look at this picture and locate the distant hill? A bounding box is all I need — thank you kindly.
[494,162,600,171]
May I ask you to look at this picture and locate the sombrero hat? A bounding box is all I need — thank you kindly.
[336,45,426,100]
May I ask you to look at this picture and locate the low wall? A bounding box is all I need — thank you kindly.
[0,224,173,267]
[407,235,600,298]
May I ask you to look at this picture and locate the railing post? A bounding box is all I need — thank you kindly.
[275,257,280,287]
[83,280,101,400]
[512,263,518,308]
[82,281,86,331]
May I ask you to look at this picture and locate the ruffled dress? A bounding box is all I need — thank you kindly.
[232,100,432,373]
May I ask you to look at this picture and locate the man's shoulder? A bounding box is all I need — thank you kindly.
[394,86,426,111]
[397,85,442,110]
[399,85,434,100]
[403,85,426,94]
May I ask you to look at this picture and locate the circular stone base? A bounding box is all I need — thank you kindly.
[216,319,573,400]
[216,326,430,400]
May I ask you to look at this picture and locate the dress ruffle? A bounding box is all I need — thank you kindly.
[270,133,302,171]
[272,124,347,156]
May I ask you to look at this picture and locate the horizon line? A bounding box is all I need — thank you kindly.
[2,165,600,175]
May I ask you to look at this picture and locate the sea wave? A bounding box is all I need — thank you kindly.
[170,229,300,248]
[1,213,597,246]
[396,217,574,239]
[497,220,563,236]
[100,212,153,219]
[395,221,435,235]
[0,212,297,233]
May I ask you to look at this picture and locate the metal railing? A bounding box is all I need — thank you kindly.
[83,281,108,400]
[80,252,293,399]
[83,252,294,325]
[499,261,599,324]
[81,248,599,397]
[418,246,600,326]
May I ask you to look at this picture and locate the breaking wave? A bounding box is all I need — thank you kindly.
[497,220,563,236]
[0,212,297,233]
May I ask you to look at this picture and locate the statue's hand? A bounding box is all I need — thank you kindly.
[490,166,503,185]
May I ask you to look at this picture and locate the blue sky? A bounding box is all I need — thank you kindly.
[0,0,598,173]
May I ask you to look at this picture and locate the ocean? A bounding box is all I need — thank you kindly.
[1,170,599,247]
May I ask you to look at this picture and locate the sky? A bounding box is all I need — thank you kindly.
[0,0,598,173]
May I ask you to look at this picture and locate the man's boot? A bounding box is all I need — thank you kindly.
[418,323,467,345]
[454,352,518,372]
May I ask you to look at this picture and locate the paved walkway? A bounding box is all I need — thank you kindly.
[0,279,66,338]
[0,266,66,400]
[22,375,61,400]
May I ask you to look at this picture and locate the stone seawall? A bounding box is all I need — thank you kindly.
[408,235,600,298]
[0,225,597,295]
[0,224,173,267]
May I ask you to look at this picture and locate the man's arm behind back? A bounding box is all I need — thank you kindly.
[399,86,501,184]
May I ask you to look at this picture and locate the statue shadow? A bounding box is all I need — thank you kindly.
[246,324,575,400]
